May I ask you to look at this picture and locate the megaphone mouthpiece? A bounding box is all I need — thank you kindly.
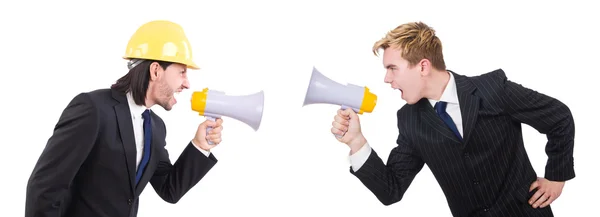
[303,67,377,114]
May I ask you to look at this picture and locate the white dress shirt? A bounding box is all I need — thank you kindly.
[348,71,464,172]
[125,92,210,170]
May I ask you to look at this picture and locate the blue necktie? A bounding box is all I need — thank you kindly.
[434,101,463,141]
[135,109,152,185]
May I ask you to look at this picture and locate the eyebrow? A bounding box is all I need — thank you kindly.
[385,64,397,69]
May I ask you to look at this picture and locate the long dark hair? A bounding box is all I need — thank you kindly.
[111,59,172,106]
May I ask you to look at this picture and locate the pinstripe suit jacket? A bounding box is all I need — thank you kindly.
[351,69,575,217]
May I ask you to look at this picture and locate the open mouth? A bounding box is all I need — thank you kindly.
[172,91,181,103]
[397,88,403,97]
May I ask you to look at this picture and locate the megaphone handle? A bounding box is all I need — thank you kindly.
[206,116,216,145]
[335,105,355,139]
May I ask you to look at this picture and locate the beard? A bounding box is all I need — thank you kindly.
[156,80,175,111]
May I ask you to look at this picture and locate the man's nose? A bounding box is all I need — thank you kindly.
[182,78,190,89]
[384,73,392,83]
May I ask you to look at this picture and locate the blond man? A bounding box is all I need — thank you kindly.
[331,22,575,217]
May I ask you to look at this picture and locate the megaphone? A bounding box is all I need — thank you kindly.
[303,66,377,114]
[191,88,265,144]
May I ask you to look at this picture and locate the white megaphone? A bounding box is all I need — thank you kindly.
[191,88,265,144]
[303,67,377,138]
[303,66,378,114]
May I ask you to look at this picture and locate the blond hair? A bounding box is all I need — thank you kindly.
[372,22,446,71]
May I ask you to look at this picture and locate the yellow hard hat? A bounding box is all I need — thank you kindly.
[123,20,199,69]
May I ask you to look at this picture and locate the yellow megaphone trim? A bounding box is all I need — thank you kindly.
[191,88,210,116]
[359,86,377,114]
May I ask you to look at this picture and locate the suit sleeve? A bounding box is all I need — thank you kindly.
[350,111,425,205]
[25,93,99,217]
[496,71,576,181]
[149,121,218,203]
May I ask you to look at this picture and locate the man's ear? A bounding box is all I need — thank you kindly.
[419,59,431,77]
[149,62,161,81]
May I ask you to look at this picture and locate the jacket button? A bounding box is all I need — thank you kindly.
[128,198,132,205]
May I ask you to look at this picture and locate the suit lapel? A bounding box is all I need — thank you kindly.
[135,113,160,195]
[420,99,462,144]
[112,89,136,194]
[452,72,480,149]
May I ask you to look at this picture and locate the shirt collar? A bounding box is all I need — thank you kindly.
[428,71,459,107]
[126,92,149,119]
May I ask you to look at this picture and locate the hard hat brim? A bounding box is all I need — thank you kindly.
[123,57,200,70]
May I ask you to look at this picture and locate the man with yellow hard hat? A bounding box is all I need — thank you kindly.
[25,20,222,217]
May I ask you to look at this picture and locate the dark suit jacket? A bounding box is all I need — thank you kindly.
[351,69,575,217]
[25,88,218,217]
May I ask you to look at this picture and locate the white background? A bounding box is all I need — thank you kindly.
[1,0,598,216]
